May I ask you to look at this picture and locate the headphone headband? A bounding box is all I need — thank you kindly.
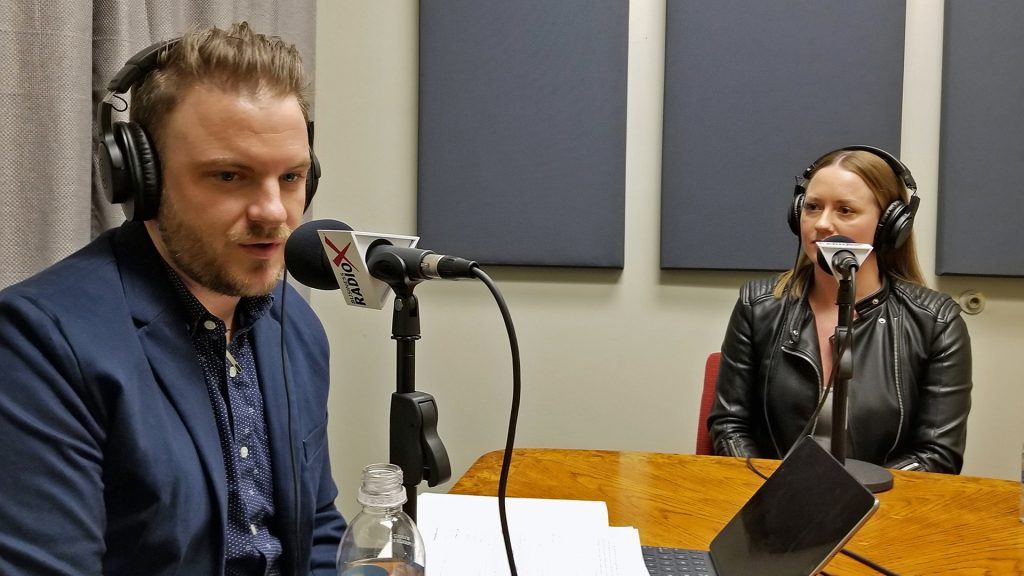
[797,144,917,194]
[95,39,179,151]
[106,39,180,94]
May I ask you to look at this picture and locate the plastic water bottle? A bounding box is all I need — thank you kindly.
[337,463,426,576]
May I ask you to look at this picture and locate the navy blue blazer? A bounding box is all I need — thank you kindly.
[0,221,347,575]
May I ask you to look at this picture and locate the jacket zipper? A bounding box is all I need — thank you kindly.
[779,345,822,445]
[727,437,740,458]
[781,314,873,454]
[883,310,906,463]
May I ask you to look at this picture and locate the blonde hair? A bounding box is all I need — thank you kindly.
[774,149,926,299]
[130,21,310,150]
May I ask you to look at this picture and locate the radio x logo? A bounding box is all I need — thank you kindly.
[323,237,357,270]
[323,236,367,306]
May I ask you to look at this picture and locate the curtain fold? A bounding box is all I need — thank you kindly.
[1,0,316,288]
[1,2,94,288]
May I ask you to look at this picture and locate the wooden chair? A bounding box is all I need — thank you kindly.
[695,352,721,455]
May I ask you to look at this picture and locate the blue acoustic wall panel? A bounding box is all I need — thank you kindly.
[661,0,906,270]
[418,1,628,267]
[937,1,1024,276]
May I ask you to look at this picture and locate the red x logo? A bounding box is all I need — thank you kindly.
[323,236,359,271]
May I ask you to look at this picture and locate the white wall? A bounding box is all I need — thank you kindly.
[315,0,1024,520]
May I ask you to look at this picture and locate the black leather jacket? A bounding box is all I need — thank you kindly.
[708,275,972,473]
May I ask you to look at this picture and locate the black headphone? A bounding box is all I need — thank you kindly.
[96,38,321,222]
[787,145,919,251]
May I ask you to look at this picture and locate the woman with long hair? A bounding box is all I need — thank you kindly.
[708,146,972,473]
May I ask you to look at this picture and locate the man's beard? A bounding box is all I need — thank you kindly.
[156,198,291,297]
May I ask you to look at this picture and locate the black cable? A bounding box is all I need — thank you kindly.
[279,271,302,576]
[111,93,128,112]
[744,456,769,480]
[790,323,848,448]
[841,548,902,576]
[471,267,520,576]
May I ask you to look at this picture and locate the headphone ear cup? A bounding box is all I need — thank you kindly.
[788,193,804,236]
[305,149,321,211]
[885,196,918,251]
[100,123,131,205]
[874,200,908,251]
[888,208,915,250]
[120,122,162,221]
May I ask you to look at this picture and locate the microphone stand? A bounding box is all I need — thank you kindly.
[369,251,452,520]
[832,267,893,493]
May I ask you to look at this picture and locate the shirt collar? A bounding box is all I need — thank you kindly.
[160,262,274,336]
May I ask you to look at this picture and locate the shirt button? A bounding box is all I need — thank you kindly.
[229,366,238,378]
[250,523,258,535]
[240,446,249,459]
[203,320,217,330]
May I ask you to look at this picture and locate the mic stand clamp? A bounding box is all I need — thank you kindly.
[831,269,893,493]
[370,251,452,521]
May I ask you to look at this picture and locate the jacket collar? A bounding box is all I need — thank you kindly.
[854,276,889,317]
[783,275,890,347]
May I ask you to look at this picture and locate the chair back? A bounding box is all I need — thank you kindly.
[695,352,721,455]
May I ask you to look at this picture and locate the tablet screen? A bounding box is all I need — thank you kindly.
[709,437,879,576]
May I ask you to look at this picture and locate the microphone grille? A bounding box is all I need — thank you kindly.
[285,219,353,290]
[816,235,856,274]
[816,248,831,274]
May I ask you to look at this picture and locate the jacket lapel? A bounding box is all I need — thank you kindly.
[138,317,229,522]
[114,222,228,548]
[252,300,299,575]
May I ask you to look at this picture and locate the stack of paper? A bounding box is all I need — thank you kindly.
[417,493,649,576]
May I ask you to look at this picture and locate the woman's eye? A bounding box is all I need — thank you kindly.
[283,173,300,183]
[803,203,820,213]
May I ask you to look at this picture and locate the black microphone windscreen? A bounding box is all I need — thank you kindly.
[285,219,353,290]
[816,235,854,274]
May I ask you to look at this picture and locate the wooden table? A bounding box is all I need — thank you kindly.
[450,449,1024,575]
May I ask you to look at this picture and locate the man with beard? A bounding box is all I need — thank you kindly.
[0,23,346,575]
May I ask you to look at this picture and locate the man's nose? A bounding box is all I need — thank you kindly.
[248,179,288,225]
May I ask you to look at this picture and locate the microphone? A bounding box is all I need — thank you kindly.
[285,219,353,290]
[366,243,478,283]
[815,235,873,279]
[284,219,478,309]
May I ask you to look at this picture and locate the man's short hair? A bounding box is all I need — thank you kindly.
[130,21,310,151]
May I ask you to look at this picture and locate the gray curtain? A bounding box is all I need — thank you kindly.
[0,0,316,289]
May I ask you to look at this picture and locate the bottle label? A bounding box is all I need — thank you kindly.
[340,560,425,576]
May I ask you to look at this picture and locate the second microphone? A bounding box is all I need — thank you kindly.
[285,219,479,292]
